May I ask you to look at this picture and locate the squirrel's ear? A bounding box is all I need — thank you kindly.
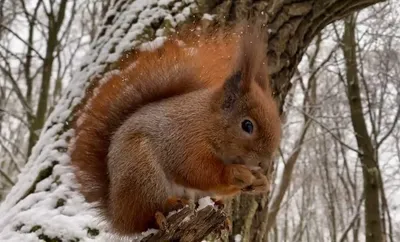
[221,70,248,110]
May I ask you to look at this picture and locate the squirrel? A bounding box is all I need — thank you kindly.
[70,22,282,236]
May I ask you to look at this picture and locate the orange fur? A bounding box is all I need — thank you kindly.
[70,22,281,235]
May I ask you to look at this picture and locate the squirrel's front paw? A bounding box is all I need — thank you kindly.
[241,169,270,194]
[226,164,255,188]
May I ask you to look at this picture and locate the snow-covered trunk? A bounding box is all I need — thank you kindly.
[0,0,384,241]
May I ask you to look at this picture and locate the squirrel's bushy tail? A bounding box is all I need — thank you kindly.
[70,21,270,220]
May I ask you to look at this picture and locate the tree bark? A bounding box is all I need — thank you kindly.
[142,205,227,242]
[0,0,386,241]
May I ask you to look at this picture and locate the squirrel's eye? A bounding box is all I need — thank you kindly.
[241,119,254,134]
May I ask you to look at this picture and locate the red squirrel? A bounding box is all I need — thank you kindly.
[70,22,282,235]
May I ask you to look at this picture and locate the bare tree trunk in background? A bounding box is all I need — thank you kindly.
[83,0,113,42]
[0,0,386,241]
[320,136,338,242]
[0,0,25,195]
[27,0,70,157]
[333,111,363,241]
[255,31,339,241]
[18,0,42,158]
[341,14,383,242]
[0,0,98,202]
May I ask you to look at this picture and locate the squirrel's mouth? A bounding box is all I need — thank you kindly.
[223,156,245,165]
[224,157,263,170]
[227,156,245,165]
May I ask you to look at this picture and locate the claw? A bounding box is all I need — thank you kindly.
[164,197,190,215]
[210,197,225,209]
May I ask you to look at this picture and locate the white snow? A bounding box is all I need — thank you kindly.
[234,234,242,242]
[202,13,215,21]
[139,36,167,52]
[196,196,215,211]
[0,0,199,241]
[140,228,159,237]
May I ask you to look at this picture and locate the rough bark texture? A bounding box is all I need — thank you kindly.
[0,0,385,241]
[142,206,227,242]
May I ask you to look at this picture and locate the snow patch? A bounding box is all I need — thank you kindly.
[234,234,242,242]
[202,13,215,21]
[196,196,215,211]
[139,36,167,52]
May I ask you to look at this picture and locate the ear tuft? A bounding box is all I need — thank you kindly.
[234,21,270,92]
[219,21,271,110]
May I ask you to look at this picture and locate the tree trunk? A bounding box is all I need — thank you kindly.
[0,0,385,241]
[27,0,69,157]
[341,14,383,242]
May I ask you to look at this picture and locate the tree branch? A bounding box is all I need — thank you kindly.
[0,167,14,186]
[142,204,227,242]
[0,24,44,60]
[338,191,365,242]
